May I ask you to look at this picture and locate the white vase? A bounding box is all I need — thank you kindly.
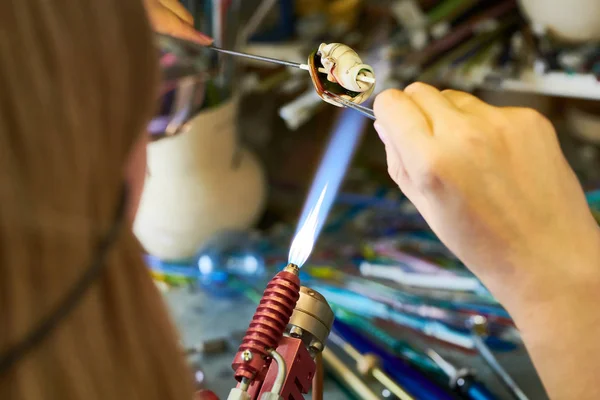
[517,0,600,42]
[134,99,266,260]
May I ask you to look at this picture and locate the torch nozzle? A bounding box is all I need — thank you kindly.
[284,263,300,275]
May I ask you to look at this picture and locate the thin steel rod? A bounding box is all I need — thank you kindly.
[324,92,376,120]
[472,335,529,400]
[208,45,303,69]
[207,46,375,84]
[426,349,457,377]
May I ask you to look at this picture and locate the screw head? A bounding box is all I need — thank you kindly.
[289,326,303,339]
[241,350,253,362]
[309,340,323,353]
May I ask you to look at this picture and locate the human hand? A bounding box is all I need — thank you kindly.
[144,0,212,45]
[373,84,600,298]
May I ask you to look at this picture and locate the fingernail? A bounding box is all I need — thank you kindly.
[374,122,387,144]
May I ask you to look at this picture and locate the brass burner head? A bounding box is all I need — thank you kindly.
[287,286,334,355]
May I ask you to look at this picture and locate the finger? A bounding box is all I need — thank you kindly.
[374,89,433,142]
[159,0,194,25]
[403,82,458,126]
[152,9,213,45]
[374,89,435,175]
[374,90,433,160]
[441,89,497,116]
[382,136,415,195]
[379,133,427,214]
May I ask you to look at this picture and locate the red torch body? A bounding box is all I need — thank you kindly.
[231,265,300,382]
[227,264,333,400]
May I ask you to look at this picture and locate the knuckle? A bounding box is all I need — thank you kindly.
[440,89,462,97]
[506,107,555,137]
[374,89,401,110]
[518,107,543,122]
[442,89,479,110]
[516,107,548,126]
[404,81,433,94]
[379,88,402,99]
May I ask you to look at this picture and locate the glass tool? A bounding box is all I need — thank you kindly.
[206,43,376,119]
[328,331,415,400]
[427,349,499,400]
[470,316,530,400]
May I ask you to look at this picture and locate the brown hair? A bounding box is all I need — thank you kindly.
[0,1,193,399]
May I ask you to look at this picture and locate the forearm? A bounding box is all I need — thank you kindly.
[490,237,600,400]
[515,288,600,399]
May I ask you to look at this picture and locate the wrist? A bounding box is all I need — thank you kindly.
[487,225,600,314]
[490,226,600,318]
[500,232,600,400]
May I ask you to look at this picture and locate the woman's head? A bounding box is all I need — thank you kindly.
[0,0,157,221]
[0,1,193,399]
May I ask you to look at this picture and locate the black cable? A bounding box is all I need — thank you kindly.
[0,188,128,374]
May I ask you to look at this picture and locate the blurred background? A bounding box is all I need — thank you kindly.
[140,1,600,399]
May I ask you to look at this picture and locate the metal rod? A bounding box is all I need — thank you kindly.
[469,316,529,400]
[340,97,377,114]
[328,331,362,360]
[208,45,303,69]
[237,0,278,46]
[207,46,375,84]
[426,349,457,378]
[372,368,415,400]
[329,332,414,400]
[324,92,376,120]
[269,349,287,395]
[472,335,529,400]
[322,347,380,400]
[312,352,324,400]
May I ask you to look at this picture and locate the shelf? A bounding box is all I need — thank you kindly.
[484,70,600,100]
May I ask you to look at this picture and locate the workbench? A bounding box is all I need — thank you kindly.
[165,287,548,400]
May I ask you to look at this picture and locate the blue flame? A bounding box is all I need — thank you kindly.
[288,108,367,266]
